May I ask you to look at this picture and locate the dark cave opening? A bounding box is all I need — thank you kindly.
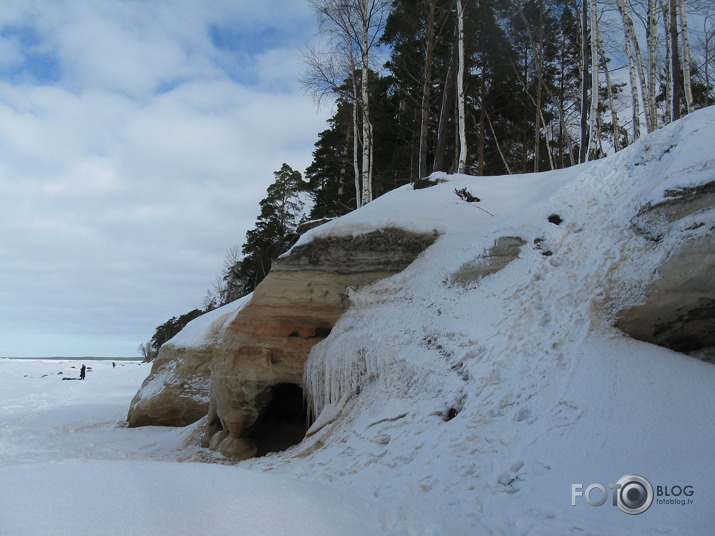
[249,383,307,457]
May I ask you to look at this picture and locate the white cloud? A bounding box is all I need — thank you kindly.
[0,0,328,357]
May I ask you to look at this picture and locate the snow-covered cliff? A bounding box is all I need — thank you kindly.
[131,107,715,535]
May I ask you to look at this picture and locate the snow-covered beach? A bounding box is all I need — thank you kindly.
[0,359,384,536]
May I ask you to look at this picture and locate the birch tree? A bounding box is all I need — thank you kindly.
[305,0,389,207]
[595,8,621,151]
[456,0,467,174]
[616,0,642,140]
[660,0,673,123]
[587,0,600,160]
[418,0,438,179]
[647,0,659,131]
[670,0,682,120]
[579,0,589,163]
[679,0,694,113]
[302,13,362,206]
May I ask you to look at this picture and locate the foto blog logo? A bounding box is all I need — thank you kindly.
[571,474,693,515]
[572,474,653,515]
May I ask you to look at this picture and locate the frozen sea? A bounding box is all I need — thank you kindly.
[0,358,387,536]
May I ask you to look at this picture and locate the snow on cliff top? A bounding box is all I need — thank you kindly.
[166,292,252,349]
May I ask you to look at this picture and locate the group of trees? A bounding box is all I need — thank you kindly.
[303,0,714,212]
[203,164,307,310]
[139,164,308,360]
[137,308,204,361]
[140,0,714,360]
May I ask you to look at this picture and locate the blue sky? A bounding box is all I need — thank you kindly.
[0,0,330,357]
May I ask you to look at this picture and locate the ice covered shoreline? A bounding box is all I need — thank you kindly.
[0,358,387,536]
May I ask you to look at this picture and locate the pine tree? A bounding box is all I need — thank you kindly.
[239,164,306,291]
[305,100,358,219]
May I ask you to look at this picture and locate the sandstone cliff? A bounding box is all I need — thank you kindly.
[616,181,715,353]
[202,229,437,458]
[128,228,436,458]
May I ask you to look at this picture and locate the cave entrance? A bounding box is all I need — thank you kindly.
[249,383,307,457]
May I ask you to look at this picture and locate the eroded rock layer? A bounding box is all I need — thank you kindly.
[126,297,248,428]
[617,181,715,353]
[126,345,212,427]
[202,228,437,458]
[617,233,715,352]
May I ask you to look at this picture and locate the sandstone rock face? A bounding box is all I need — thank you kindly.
[616,181,715,354]
[616,233,715,352]
[127,299,248,428]
[127,345,212,427]
[202,228,437,458]
[449,236,526,286]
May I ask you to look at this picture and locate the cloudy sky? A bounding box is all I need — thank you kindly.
[0,0,330,357]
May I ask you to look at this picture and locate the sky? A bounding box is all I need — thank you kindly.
[0,0,330,357]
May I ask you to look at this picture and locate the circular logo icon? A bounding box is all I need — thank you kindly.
[616,474,653,515]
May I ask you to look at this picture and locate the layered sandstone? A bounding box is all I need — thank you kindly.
[126,345,212,427]
[616,181,715,353]
[126,298,248,428]
[202,228,436,457]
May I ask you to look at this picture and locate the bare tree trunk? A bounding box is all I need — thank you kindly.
[679,0,694,113]
[703,9,714,106]
[483,109,512,174]
[305,0,389,207]
[339,118,351,198]
[515,2,542,170]
[533,2,545,172]
[367,117,374,200]
[456,0,467,174]
[616,0,641,141]
[548,70,576,167]
[660,0,673,123]
[579,0,589,163]
[705,9,714,106]
[418,0,437,178]
[360,64,372,204]
[478,75,486,175]
[587,0,600,161]
[358,0,384,204]
[535,108,555,171]
[351,76,363,208]
[647,0,659,131]
[509,53,557,171]
[557,21,576,166]
[634,21,654,132]
[671,0,682,120]
[594,9,621,152]
[433,63,454,173]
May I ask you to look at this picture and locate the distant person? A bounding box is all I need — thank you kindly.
[112,362,116,369]
[80,364,86,380]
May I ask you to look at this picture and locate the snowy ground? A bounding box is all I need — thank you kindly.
[0,359,386,536]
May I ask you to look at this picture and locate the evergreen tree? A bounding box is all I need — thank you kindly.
[305,99,358,219]
[146,308,204,360]
[381,0,456,180]
[238,164,306,292]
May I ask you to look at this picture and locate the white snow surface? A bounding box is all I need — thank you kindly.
[0,360,385,536]
[2,108,714,535]
[166,293,252,349]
